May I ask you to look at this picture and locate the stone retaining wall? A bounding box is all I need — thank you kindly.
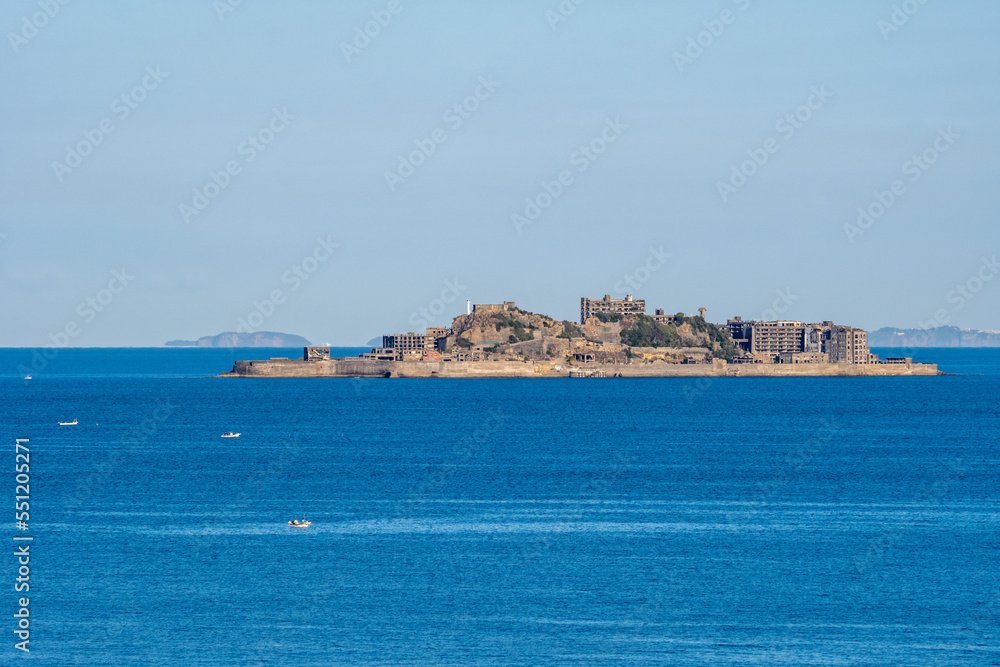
[224,357,938,378]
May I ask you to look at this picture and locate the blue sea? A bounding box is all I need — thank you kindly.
[1,347,998,665]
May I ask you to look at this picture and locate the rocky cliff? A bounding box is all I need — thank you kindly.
[441,307,734,362]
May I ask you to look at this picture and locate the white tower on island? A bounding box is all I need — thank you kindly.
[467,299,471,315]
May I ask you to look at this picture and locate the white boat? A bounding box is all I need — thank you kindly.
[221,432,241,438]
[24,375,31,380]
[288,518,311,528]
[58,419,78,426]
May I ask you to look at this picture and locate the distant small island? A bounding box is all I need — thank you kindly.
[870,326,1000,347]
[166,331,311,348]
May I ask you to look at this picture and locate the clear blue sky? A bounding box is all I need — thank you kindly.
[2,0,998,346]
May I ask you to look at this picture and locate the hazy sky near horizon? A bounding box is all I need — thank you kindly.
[2,0,999,346]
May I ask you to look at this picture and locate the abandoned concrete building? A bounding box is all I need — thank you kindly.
[472,301,516,314]
[726,317,877,364]
[580,294,645,323]
[363,326,455,362]
[304,346,331,361]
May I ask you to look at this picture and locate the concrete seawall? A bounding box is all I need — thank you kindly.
[221,357,939,378]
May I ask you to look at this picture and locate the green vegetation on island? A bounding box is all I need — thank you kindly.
[493,313,535,342]
[438,301,738,364]
[557,320,585,340]
[619,315,682,348]
[618,314,737,360]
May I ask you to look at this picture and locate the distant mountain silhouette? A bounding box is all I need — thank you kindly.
[366,337,382,347]
[870,326,1000,347]
[165,332,311,348]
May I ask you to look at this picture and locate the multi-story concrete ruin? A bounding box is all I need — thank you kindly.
[726,317,877,364]
[580,294,645,323]
[823,323,874,364]
[370,327,453,361]
[382,332,426,352]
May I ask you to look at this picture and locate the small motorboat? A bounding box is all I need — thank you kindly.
[24,375,31,380]
[58,419,78,426]
[221,432,241,438]
[288,518,311,528]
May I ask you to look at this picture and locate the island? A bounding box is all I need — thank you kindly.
[219,295,939,378]
[870,326,1000,348]
[167,331,311,348]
